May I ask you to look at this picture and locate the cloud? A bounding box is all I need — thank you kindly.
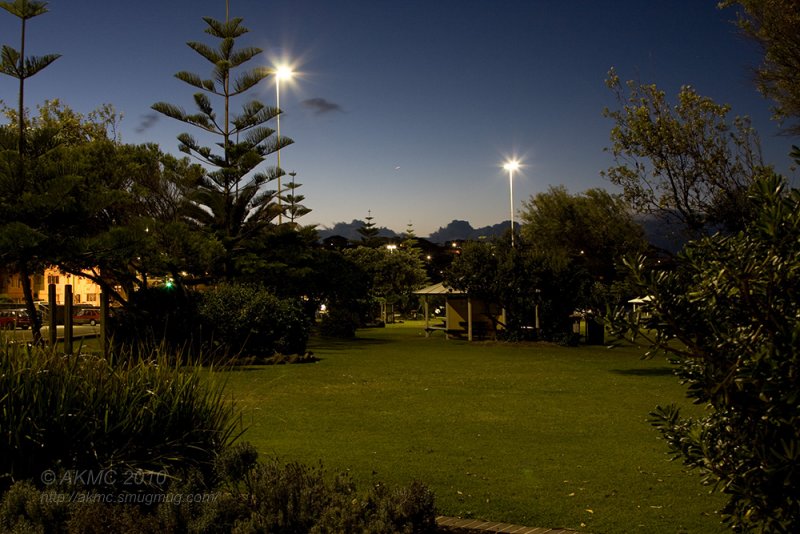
[301,97,344,116]
[135,112,159,134]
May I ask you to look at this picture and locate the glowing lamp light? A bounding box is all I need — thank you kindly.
[503,158,521,246]
[273,63,295,224]
[275,65,294,80]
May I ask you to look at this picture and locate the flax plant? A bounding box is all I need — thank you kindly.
[0,342,240,492]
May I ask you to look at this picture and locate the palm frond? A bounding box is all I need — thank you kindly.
[243,126,275,149]
[213,65,228,91]
[231,101,264,131]
[22,53,60,78]
[229,48,263,69]
[0,45,20,76]
[177,133,221,166]
[231,69,269,96]
[220,37,234,60]
[192,92,215,118]
[254,166,282,183]
[187,41,222,64]
[231,101,278,132]
[176,132,199,151]
[261,134,294,156]
[152,102,189,122]
[250,188,278,209]
[175,71,217,94]
[0,1,49,19]
[202,16,248,39]
[183,113,216,132]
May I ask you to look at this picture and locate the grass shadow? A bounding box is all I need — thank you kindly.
[610,367,675,377]
[309,335,393,352]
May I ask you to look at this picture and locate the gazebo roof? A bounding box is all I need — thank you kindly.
[413,282,466,296]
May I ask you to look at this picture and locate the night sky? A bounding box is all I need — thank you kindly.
[1,1,796,236]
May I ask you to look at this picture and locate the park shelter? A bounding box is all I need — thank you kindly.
[628,295,653,319]
[627,295,654,317]
[414,282,504,341]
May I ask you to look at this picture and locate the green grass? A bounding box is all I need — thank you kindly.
[217,322,726,533]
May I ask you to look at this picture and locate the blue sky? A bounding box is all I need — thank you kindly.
[1,1,796,236]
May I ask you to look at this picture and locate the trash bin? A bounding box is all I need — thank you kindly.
[569,312,582,335]
[585,314,605,345]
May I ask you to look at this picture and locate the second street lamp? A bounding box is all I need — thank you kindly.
[503,159,520,247]
[274,65,293,224]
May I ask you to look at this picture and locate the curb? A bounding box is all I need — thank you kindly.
[436,515,585,534]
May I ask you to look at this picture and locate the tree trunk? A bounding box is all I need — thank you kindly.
[19,262,42,345]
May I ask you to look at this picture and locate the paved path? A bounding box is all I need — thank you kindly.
[436,516,584,533]
[2,324,99,342]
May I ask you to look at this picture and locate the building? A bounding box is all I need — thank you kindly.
[0,267,102,306]
[414,282,505,341]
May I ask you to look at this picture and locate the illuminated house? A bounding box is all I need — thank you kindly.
[0,267,102,306]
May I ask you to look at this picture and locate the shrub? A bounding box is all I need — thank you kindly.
[318,308,360,338]
[0,444,438,534]
[0,344,239,494]
[0,480,167,534]
[611,175,800,532]
[555,332,581,347]
[199,283,310,358]
[206,443,438,534]
[0,480,68,533]
[110,285,202,359]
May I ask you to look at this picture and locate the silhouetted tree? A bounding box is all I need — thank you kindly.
[152,9,288,279]
[603,68,768,239]
[356,210,381,247]
[611,174,800,532]
[520,186,648,299]
[283,172,311,225]
[0,0,60,343]
[722,0,800,135]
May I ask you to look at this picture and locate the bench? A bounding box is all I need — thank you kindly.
[459,321,491,340]
[424,322,448,336]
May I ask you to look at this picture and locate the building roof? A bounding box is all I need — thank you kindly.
[413,282,466,296]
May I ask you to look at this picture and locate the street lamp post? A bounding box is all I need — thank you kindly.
[503,160,520,247]
[275,65,293,224]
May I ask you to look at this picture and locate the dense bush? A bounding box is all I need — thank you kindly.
[110,285,202,359]
[318,308,361,338]
[0,443,438,534]
[612,175,800,532]
[192,443,437,533]
[199,283,310,358]
[0,344,239,494]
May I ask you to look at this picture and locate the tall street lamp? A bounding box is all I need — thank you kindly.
[503,159,520,247]
[274,65,293,224]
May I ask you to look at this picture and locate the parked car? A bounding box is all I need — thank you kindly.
[14,310,35,329]
[0,310,18,330]
[0,309,30,330]
[73,308,102,326]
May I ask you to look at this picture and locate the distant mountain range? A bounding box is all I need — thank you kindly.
[317,219,511,243]
[428,220,511,242]
[317,220,399,241]
[318,216,688,252]
[634,214,688,254]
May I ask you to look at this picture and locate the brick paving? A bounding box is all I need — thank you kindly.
[436,515,585,533]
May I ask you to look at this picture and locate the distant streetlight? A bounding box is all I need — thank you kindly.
[274,65,294,224]
[503,159,520,246]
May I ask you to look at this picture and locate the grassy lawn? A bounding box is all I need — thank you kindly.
[216,322,726,533]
